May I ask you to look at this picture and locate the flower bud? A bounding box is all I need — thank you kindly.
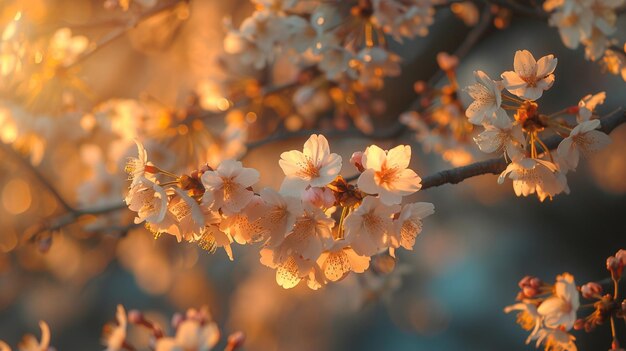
[436,52,459,71]
[128,310,144,324]
[226,331,246,351]
[302,187,334,208]
[350,151,365,172]
[616,249,626,266]
[607,256,624,279]
[581,282,603,299]
[573,319,585,330]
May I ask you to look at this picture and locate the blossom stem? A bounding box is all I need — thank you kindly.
[534,135,554,163]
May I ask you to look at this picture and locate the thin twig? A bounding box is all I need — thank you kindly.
[0,143,75,212]
[64,0,188,69]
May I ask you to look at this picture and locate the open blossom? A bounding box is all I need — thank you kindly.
[16,321,51,351]
[357,144,422,205]
[531,328,577,351]
[557,119,611,170]
[537,273,580,330]
[344,197,399,256]
[125,140,156,187]
[465,70,503,125]
[316,240,370,282]
[498,157,569,201]
[155,307,220,351]
[201,159,260,214]
[260,248,318,289]
[576,91,605,122]
[501,50,557,101]
[103,305,127,351]
[125,177,168,225]
[250,188,303,247]
[504,302,542,343]
[391,202,435,250]
[473,110,526,160]
[275,202,335,261]
[279,134,342,195]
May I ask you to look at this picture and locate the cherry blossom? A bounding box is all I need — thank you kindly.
[557,119,611,171]
[343,197,399,256]
[201,160,260,214]
[357,144,422,205]
[465,70,503,125]
[279,134,342,195]
[501,50,557,101]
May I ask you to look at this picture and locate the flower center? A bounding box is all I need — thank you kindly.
[375,166,400,187]
[297,157,320,179]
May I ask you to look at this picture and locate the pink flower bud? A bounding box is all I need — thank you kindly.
[350,151,365,172]
[436,52,459,71]
[581,282,603,299]
[128,310,144,324]
[616,249,626,266]
[226,331,246,351]
[607,256,624,279]
[522,286,539,298]
[573,319,585,330]
[302,187,335,208]
[413,81,427,94]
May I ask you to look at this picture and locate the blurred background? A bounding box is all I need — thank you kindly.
[0,0,625,350]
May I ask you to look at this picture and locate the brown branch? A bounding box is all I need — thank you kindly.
[26,201,128,243]
[349,108,625,189]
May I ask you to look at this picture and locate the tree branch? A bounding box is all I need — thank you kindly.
[416,109,624,190]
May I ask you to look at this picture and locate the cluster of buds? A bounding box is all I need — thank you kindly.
[506,248,626,351]
[400,52,476,167]
[124,134,434,289]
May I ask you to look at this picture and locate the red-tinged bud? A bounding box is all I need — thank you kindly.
[414,81,427,94]
[225,331,246,351]
[350,151,365,172]
[522,286,539,298]
[519,276,542,289]
[616,249,626,266]
[144,165,159,174]
[128,310,144,324]
[436,52,459,71]
[573,319,585,330]
[566,106,579,114]
[607,256,624,279]
[581,282,603,299]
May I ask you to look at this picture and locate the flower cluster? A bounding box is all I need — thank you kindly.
[465,49,611,201]
[506,249,626,351]
[102,305,243,351]
[0,321,52,351]
[543,0,624,62]
[125,134,434,289]
[224,0,435,89]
